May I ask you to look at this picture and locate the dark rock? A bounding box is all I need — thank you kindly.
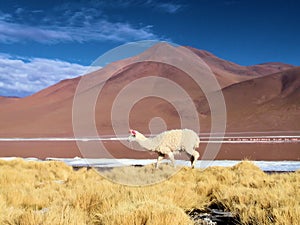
[186,208,239,225]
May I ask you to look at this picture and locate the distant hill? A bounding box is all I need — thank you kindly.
[0,43,298,160]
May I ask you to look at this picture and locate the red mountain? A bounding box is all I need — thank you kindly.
[0,43,298,160]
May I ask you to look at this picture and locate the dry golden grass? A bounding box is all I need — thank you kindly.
[0,159,299,225]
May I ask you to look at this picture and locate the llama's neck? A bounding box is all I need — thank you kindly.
[136,135,155,151]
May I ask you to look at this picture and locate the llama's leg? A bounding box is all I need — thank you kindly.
[168,152,176,167]
[191,151,199,168]
[156,153,165,168]
[190,155,194,166]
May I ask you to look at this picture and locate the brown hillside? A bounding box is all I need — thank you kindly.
[222,67,300,132]
[0,43,298,160]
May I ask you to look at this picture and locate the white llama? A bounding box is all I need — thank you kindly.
[128,129,200,168]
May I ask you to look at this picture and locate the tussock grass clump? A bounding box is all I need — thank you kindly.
[95,201,191,225]
[101,163,179,185]
[0,159,299,225]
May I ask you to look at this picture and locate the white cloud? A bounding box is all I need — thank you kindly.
[155,2,183,13]
[140,0,183,13]
[0,0,184,44]
[0,9,158,44]
[88,0,184,13]
[0,21,72,43]
[0,54,98,97]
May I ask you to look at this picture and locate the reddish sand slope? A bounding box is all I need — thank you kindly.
[0,96,19,105]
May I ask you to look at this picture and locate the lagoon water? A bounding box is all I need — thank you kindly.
[0,133,299,171]
[1,157,299,172]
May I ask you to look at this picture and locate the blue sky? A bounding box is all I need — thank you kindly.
[0,0,299,97]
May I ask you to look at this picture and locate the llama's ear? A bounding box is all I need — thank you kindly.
[129,129,136,135]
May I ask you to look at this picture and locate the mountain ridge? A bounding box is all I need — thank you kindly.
[185,46,294,77]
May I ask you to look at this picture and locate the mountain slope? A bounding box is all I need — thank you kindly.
[0,44,297,135]
[222,67,300,131]
[0,96,19,105]
[186,46,294,76]
[0,43,298,160]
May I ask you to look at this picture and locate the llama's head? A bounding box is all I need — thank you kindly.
[128,129,137,142]
[128,129,147,142]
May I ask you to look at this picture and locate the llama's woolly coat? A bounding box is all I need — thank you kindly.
[131,129,200,155]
